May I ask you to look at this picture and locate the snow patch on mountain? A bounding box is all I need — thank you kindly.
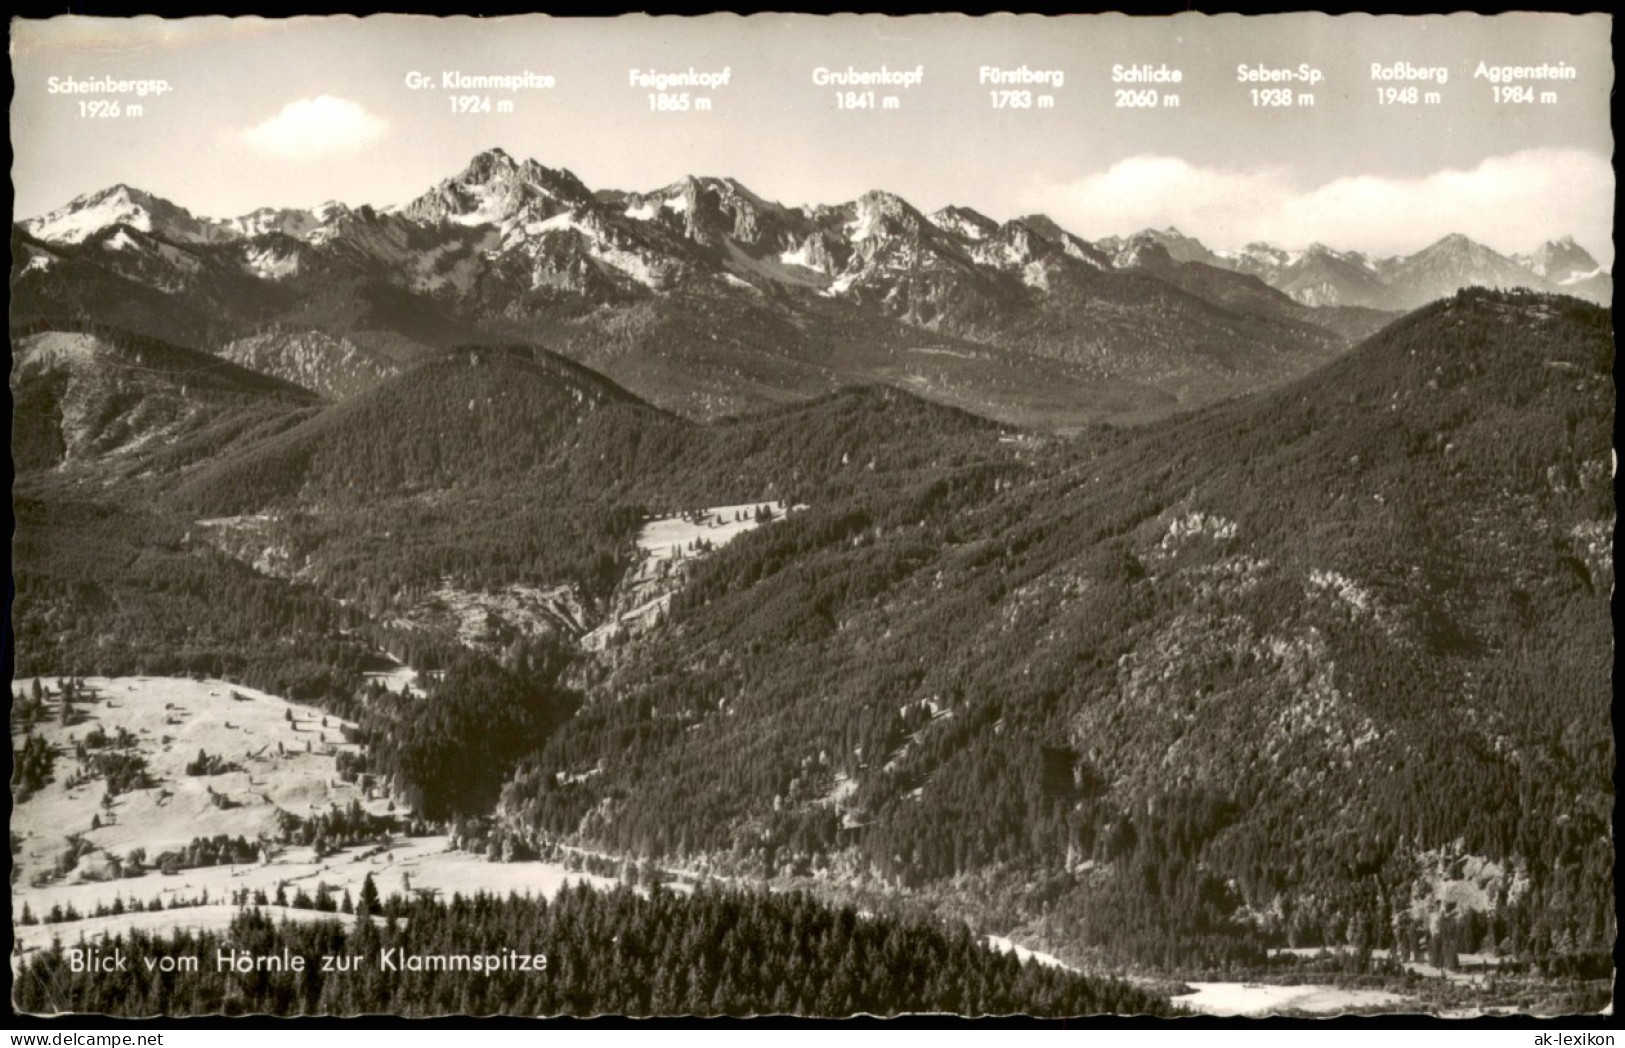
[25,185,238,247]
[219,207,320,240]
[242,244,300,280]
[929,206,997,242]
[823,273,858,297]
[594,243,676,290]
[1560,266,1607,286]
[581,502,802,652]
[779,242,821,270]
[526,211,580,237]
[624,199,661,221]
[27,188,161,244]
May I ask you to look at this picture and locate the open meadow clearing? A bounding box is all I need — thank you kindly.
[10,676,616,969]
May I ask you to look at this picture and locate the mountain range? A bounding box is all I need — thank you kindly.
[15,148,1606,431]
[8,147,1614,995]
[1106,227,1612,311]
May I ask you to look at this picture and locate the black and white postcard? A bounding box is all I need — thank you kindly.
[7,11,1615,1022]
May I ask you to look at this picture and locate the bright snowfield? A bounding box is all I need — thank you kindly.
[10,677,615,966]
[582,500,801,650]
[635,501,798,562]
[984,936,1423,1016]
[1174,982,1410,1017]
[1177,947,1530,1015]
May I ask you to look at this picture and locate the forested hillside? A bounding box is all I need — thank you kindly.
[10,321,318,474]
[497,289,1614,972]
[166,346,1016,608]
[11,497,374,706]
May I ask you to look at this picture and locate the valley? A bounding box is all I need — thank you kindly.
[7,675,622,987]
[8,140,1616,1020]
[8,659,1592,1018]
[9,287,1613,1017]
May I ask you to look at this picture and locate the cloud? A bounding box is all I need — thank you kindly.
[240,96,386,159]
[1027,148,1614,264]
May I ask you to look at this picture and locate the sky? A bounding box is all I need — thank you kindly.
[10,12,1614,264]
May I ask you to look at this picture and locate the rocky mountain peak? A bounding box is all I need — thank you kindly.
[1524,236,1601,282]
[848,190,931,242]
[929,205,998,241]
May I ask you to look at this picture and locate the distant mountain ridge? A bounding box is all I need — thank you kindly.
[12,149,1606,431]
[1109,226,1613,310]
[9,325,318,473]
[22,157,1605,311]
